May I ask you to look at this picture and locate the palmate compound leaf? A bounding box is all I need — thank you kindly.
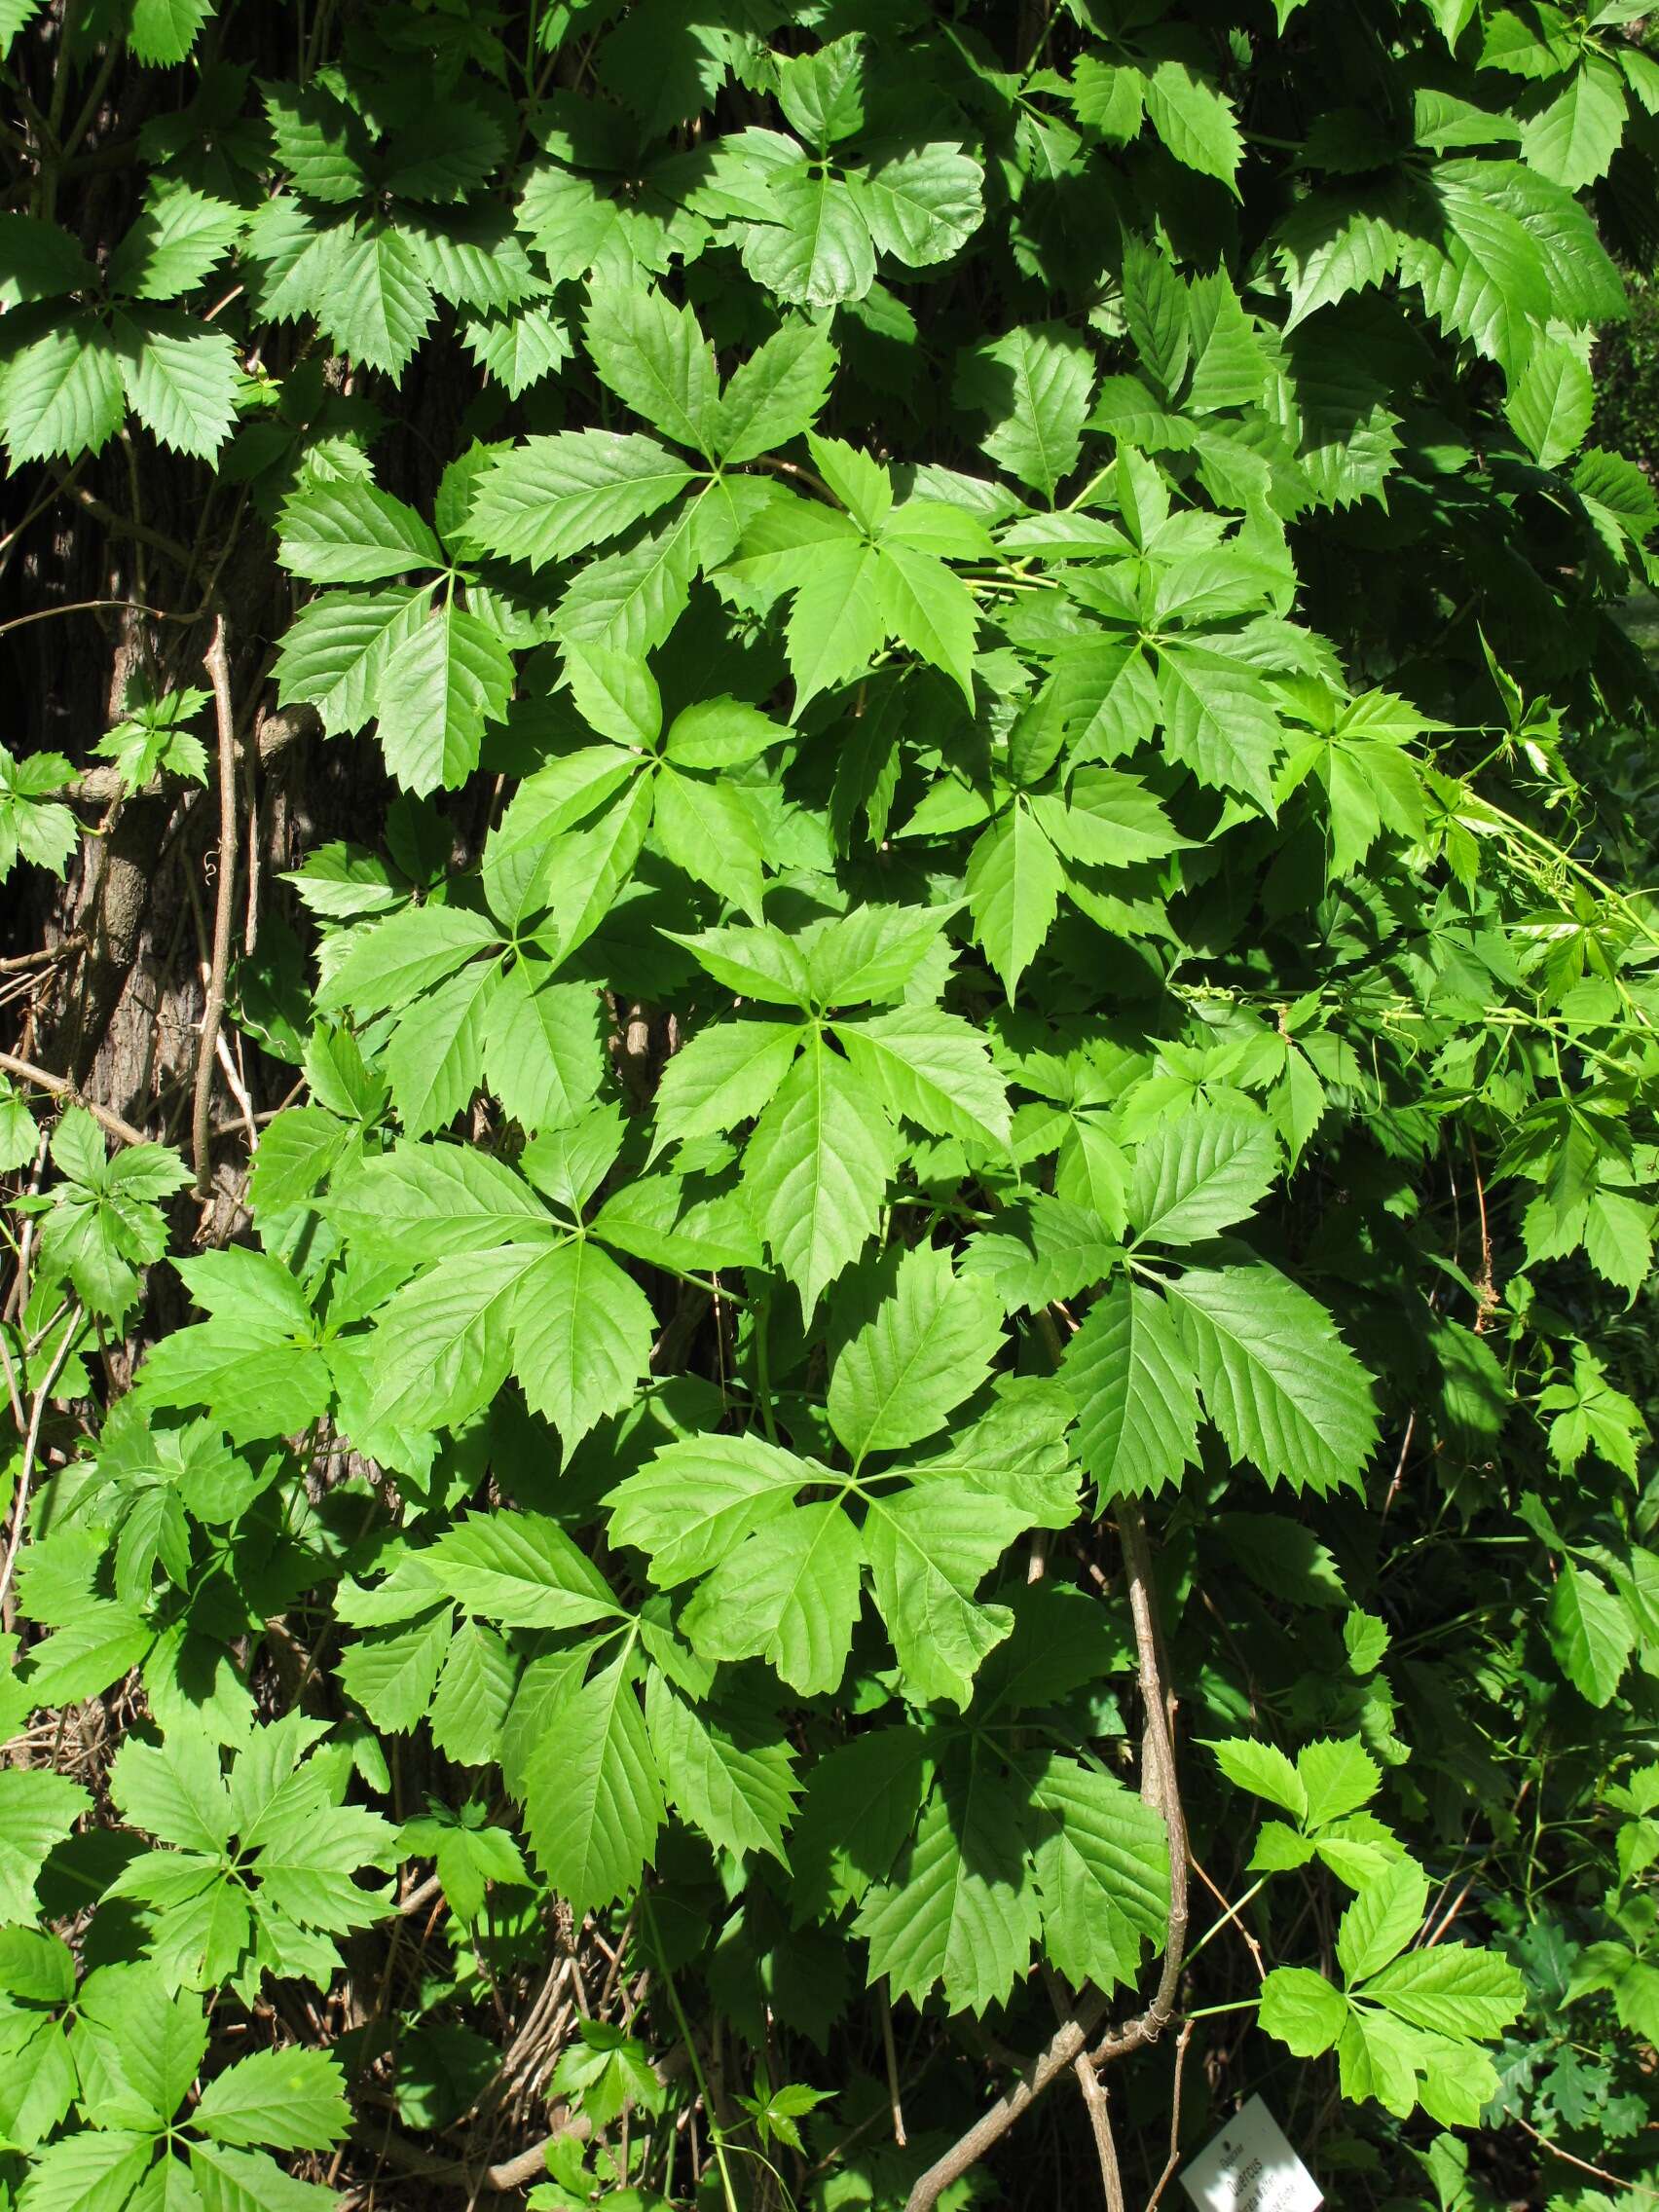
[1163,1259,1379,1494]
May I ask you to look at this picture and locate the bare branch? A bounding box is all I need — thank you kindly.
[193,612,238,1198]
[0,1048,149,1148]
[1073,2051,1126,2212]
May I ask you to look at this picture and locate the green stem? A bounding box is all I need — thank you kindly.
[753,1290,780,1445]
[1184,1877,1268,1968]
[643,1891,742,2212]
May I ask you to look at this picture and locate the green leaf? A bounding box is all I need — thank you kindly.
[277,481,443,584]
[741,171,875,310]
[856,1757,1039,2014]
[108,183,241,303]
[1209,1737,1309,1821]
[1338,1860,1428,1983]
[426,1510,619,1630]
[1259,1966,1347,2056]
[874,540,977,705]
[828,1242,1005,1462]
[508,1240,655,1449]
[321,222,434,377]
[792,1725,932,1914]
[0,1769,91,1921]
[652,765,767,920]
[563,639,661,748]
[374,601,514,795]
[1142,55,1244,189]
[775,34,866,147]
[781,534,888,714]
[681,1501,864,1697]
[1128,1110,1277,1247]
[1030,1751,1170,1992]
[645,1676,798,1863]
[851,144,984,269]
[427,1623,517,1768]
[128,0,211,63]
[742,1034,897,1312]
[1165,1260,1379,1494]
[15,2131,155,2212]
[273,588,426,736]
[654,1018,801,1145]
[461,302,571,398]
[607,1434,806,1585]
[1546,1564,1636,1706]
[955,323,1094,502]
[834,1006,1012,1149]
[521,1653,663,1918]
[1504,336,1594,469]
[362,1246,538,1435]
[1298,1736,1381,1828]
[1361,1944,1526,2036]
[337,1606,452,1731]
[862,1478,1025,1708]
[483,961,602,1132]
[189,2141,338,2212]
[1519,54,1626,190]
[713,322,837,465]
[583,281,718,458]
[0,314,125,463]
[192,2046,348,2152]
[1157,645,1282,810]
[468,429,697,570]
[1064,1279,1198,1500]
[966,804,1064,1003]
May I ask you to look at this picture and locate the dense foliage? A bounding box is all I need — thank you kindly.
[4,0,1659,2206]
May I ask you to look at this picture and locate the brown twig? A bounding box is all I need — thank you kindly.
[1511,2111,1659,2201]
[901,1998,1111,2212]
[1144,2020,1195,2212]
[193,613,238,1198]
[0,1049,149,1148]
[1073,2052,1125,2212]
[1090,1500,1189,2065]
[1467,1130,1496,1330]
[880,1979,907,2147]
[902,1501,1189,2212]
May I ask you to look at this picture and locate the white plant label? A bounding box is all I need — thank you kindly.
[1181,2095,1323,2212]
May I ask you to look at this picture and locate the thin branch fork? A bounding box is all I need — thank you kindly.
[903,1499,1191,2212]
